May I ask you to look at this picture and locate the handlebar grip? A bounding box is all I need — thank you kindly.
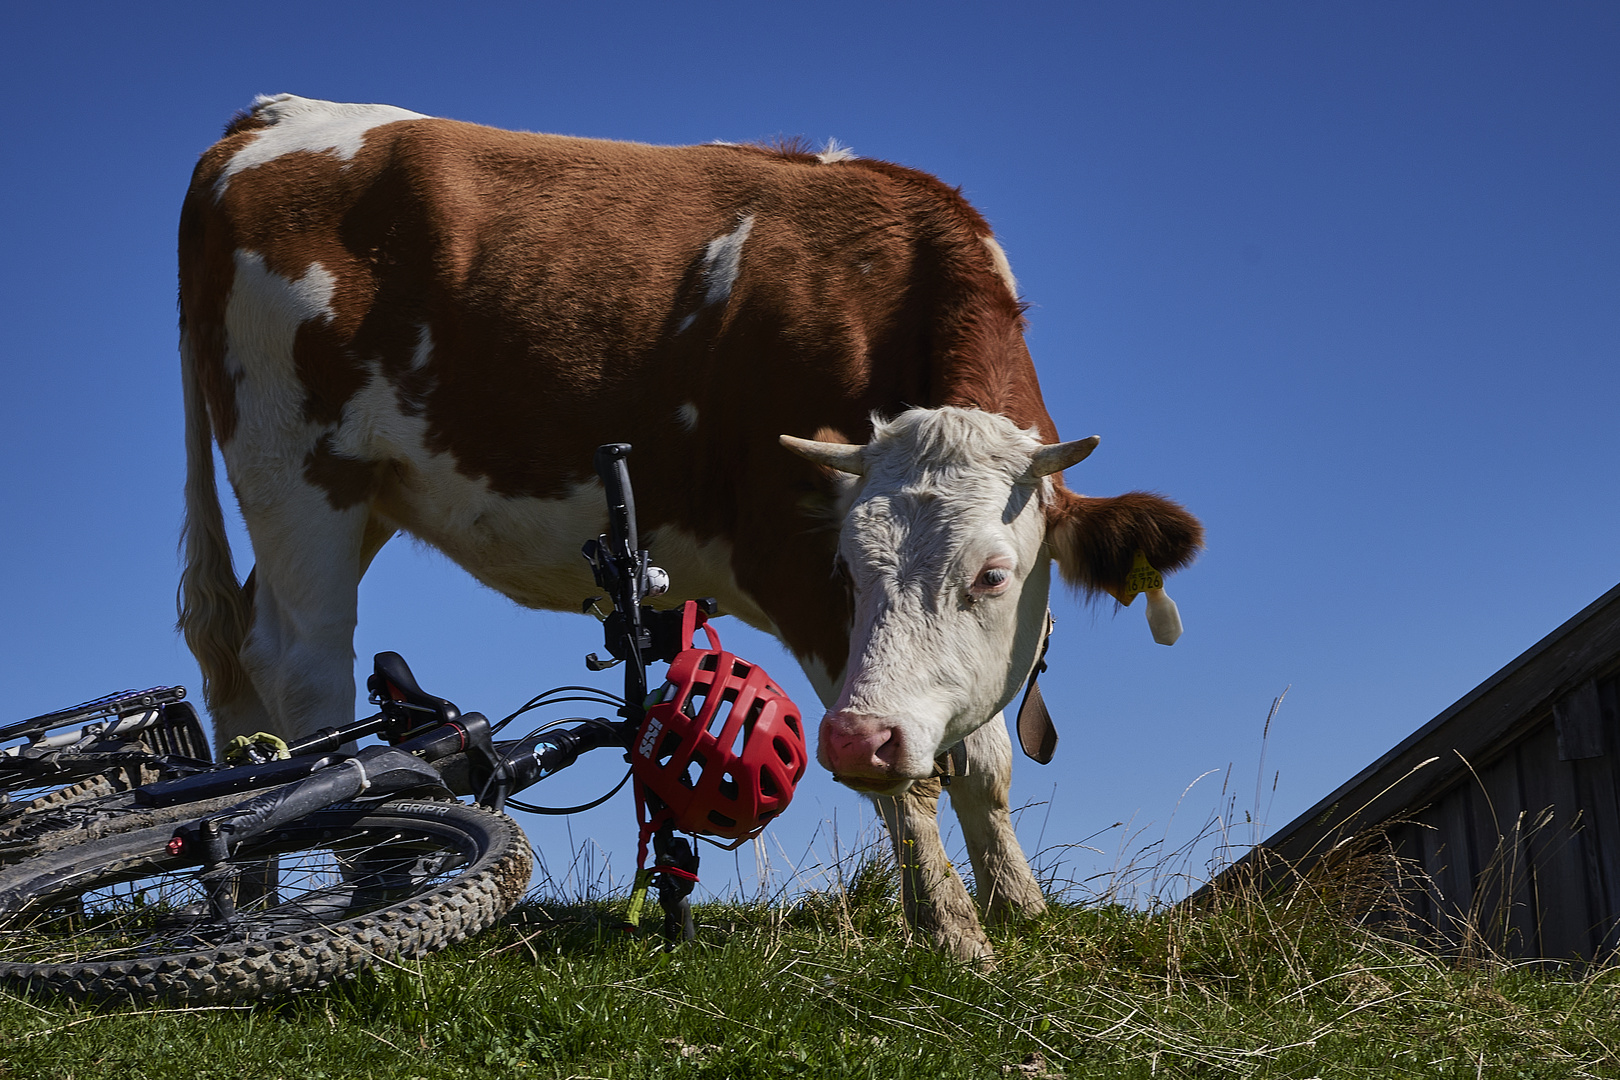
[501,720,628,792]
[593,443,637,558]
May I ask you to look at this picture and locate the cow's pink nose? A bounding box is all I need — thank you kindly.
[820,712,900,778]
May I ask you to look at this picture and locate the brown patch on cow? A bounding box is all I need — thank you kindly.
[1045,488,1204,599]
[178,134,252,445]
[303,435,382,510]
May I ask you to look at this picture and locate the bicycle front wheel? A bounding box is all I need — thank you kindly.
[0,799,531,1003]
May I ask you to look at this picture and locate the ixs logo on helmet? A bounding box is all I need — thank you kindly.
[637,717,664,759]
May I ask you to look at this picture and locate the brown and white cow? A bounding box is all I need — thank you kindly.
[177,95,1202,960]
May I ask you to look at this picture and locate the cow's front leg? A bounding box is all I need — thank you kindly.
[946,714,1047,926]
[872,780,992,963]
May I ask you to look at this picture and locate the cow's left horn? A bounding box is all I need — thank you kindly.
[780,434,867,476]
[1027,436,1100,478]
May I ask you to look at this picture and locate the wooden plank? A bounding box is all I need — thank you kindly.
[1425,782,1481,950]
[1555,679,1606,759]
[1399,816,1451,932]
[1466,749,1536,956]
[1574,754,1620,958]
[1515,721,1595,959]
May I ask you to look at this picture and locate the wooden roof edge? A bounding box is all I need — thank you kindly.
[1242,580,1620,868]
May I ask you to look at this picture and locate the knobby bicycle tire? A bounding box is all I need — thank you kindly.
[0,764,164,862]
[0,799,532,1003]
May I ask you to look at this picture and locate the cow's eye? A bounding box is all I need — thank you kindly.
[973,566,1012,595]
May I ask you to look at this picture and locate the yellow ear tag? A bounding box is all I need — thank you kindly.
[624,869,655,927]
[1117,551,1164,607]
[1116,552,1184,645]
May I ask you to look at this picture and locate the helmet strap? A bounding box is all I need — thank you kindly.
[681,599,723,651]
[630,777,702,942]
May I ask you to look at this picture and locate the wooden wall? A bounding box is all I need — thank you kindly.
[1384,671,1620,960]
[1243,584,1620,962]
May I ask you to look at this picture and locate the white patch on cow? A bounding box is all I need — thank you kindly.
[215,95,428,200]
[321,364,611,610]
[642,526,775,634]
[679,214,755,333]
[817,138,857,164]
[410,323,434,370]
[226,251,337,366]
[406,480,611,609]
[221,251,336,444]
[222,252,337,473]
[981,236,1019,299]
[675,402,699,432]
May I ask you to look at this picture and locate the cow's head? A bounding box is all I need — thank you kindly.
[782,407,1201,795]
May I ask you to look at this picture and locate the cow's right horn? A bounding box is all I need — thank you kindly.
[780,434,867,476]
[1026,435,1100,478]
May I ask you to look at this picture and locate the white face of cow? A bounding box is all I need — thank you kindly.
[782,408,1098,795]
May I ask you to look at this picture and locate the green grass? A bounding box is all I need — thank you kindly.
[3,853,1619,1080]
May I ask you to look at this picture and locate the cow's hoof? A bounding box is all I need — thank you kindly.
[936,926,996,967]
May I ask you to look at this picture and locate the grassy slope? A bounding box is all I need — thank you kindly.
[3,864,1618,1080]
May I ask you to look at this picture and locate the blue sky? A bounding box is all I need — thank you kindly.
[2,3,1617,901]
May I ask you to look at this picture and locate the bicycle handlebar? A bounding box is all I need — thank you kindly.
[498,719,630,792]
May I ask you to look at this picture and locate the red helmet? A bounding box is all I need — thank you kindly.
[632,603,807,844]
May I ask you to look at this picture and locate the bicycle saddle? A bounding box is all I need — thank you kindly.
[368,652,461,728]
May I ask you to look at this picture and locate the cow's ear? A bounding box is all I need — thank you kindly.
[789,427,862,524]
[1046,487,1204,597]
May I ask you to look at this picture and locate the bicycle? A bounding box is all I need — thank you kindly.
[0,444,809,1003]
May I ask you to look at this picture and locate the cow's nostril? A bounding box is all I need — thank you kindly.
[822,715,903,777]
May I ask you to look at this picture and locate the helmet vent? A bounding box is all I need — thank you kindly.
[702,687,738,736]
[718,770,739,800]
[730,698,767,758]
[680,751,706,790]
[655,732,681,768]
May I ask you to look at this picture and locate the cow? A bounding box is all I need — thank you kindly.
[177,95,1203,961]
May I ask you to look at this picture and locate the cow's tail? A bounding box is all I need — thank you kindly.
[177,327,254,716]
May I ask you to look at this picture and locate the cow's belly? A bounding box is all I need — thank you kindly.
[373,448,777,633]
[372,452,605,609]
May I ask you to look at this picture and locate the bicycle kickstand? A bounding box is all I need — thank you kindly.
[651,822,700,946]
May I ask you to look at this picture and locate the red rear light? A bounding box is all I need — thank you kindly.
[166,836,186,856]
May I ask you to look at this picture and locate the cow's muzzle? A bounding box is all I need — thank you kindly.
[819,711,933,789]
